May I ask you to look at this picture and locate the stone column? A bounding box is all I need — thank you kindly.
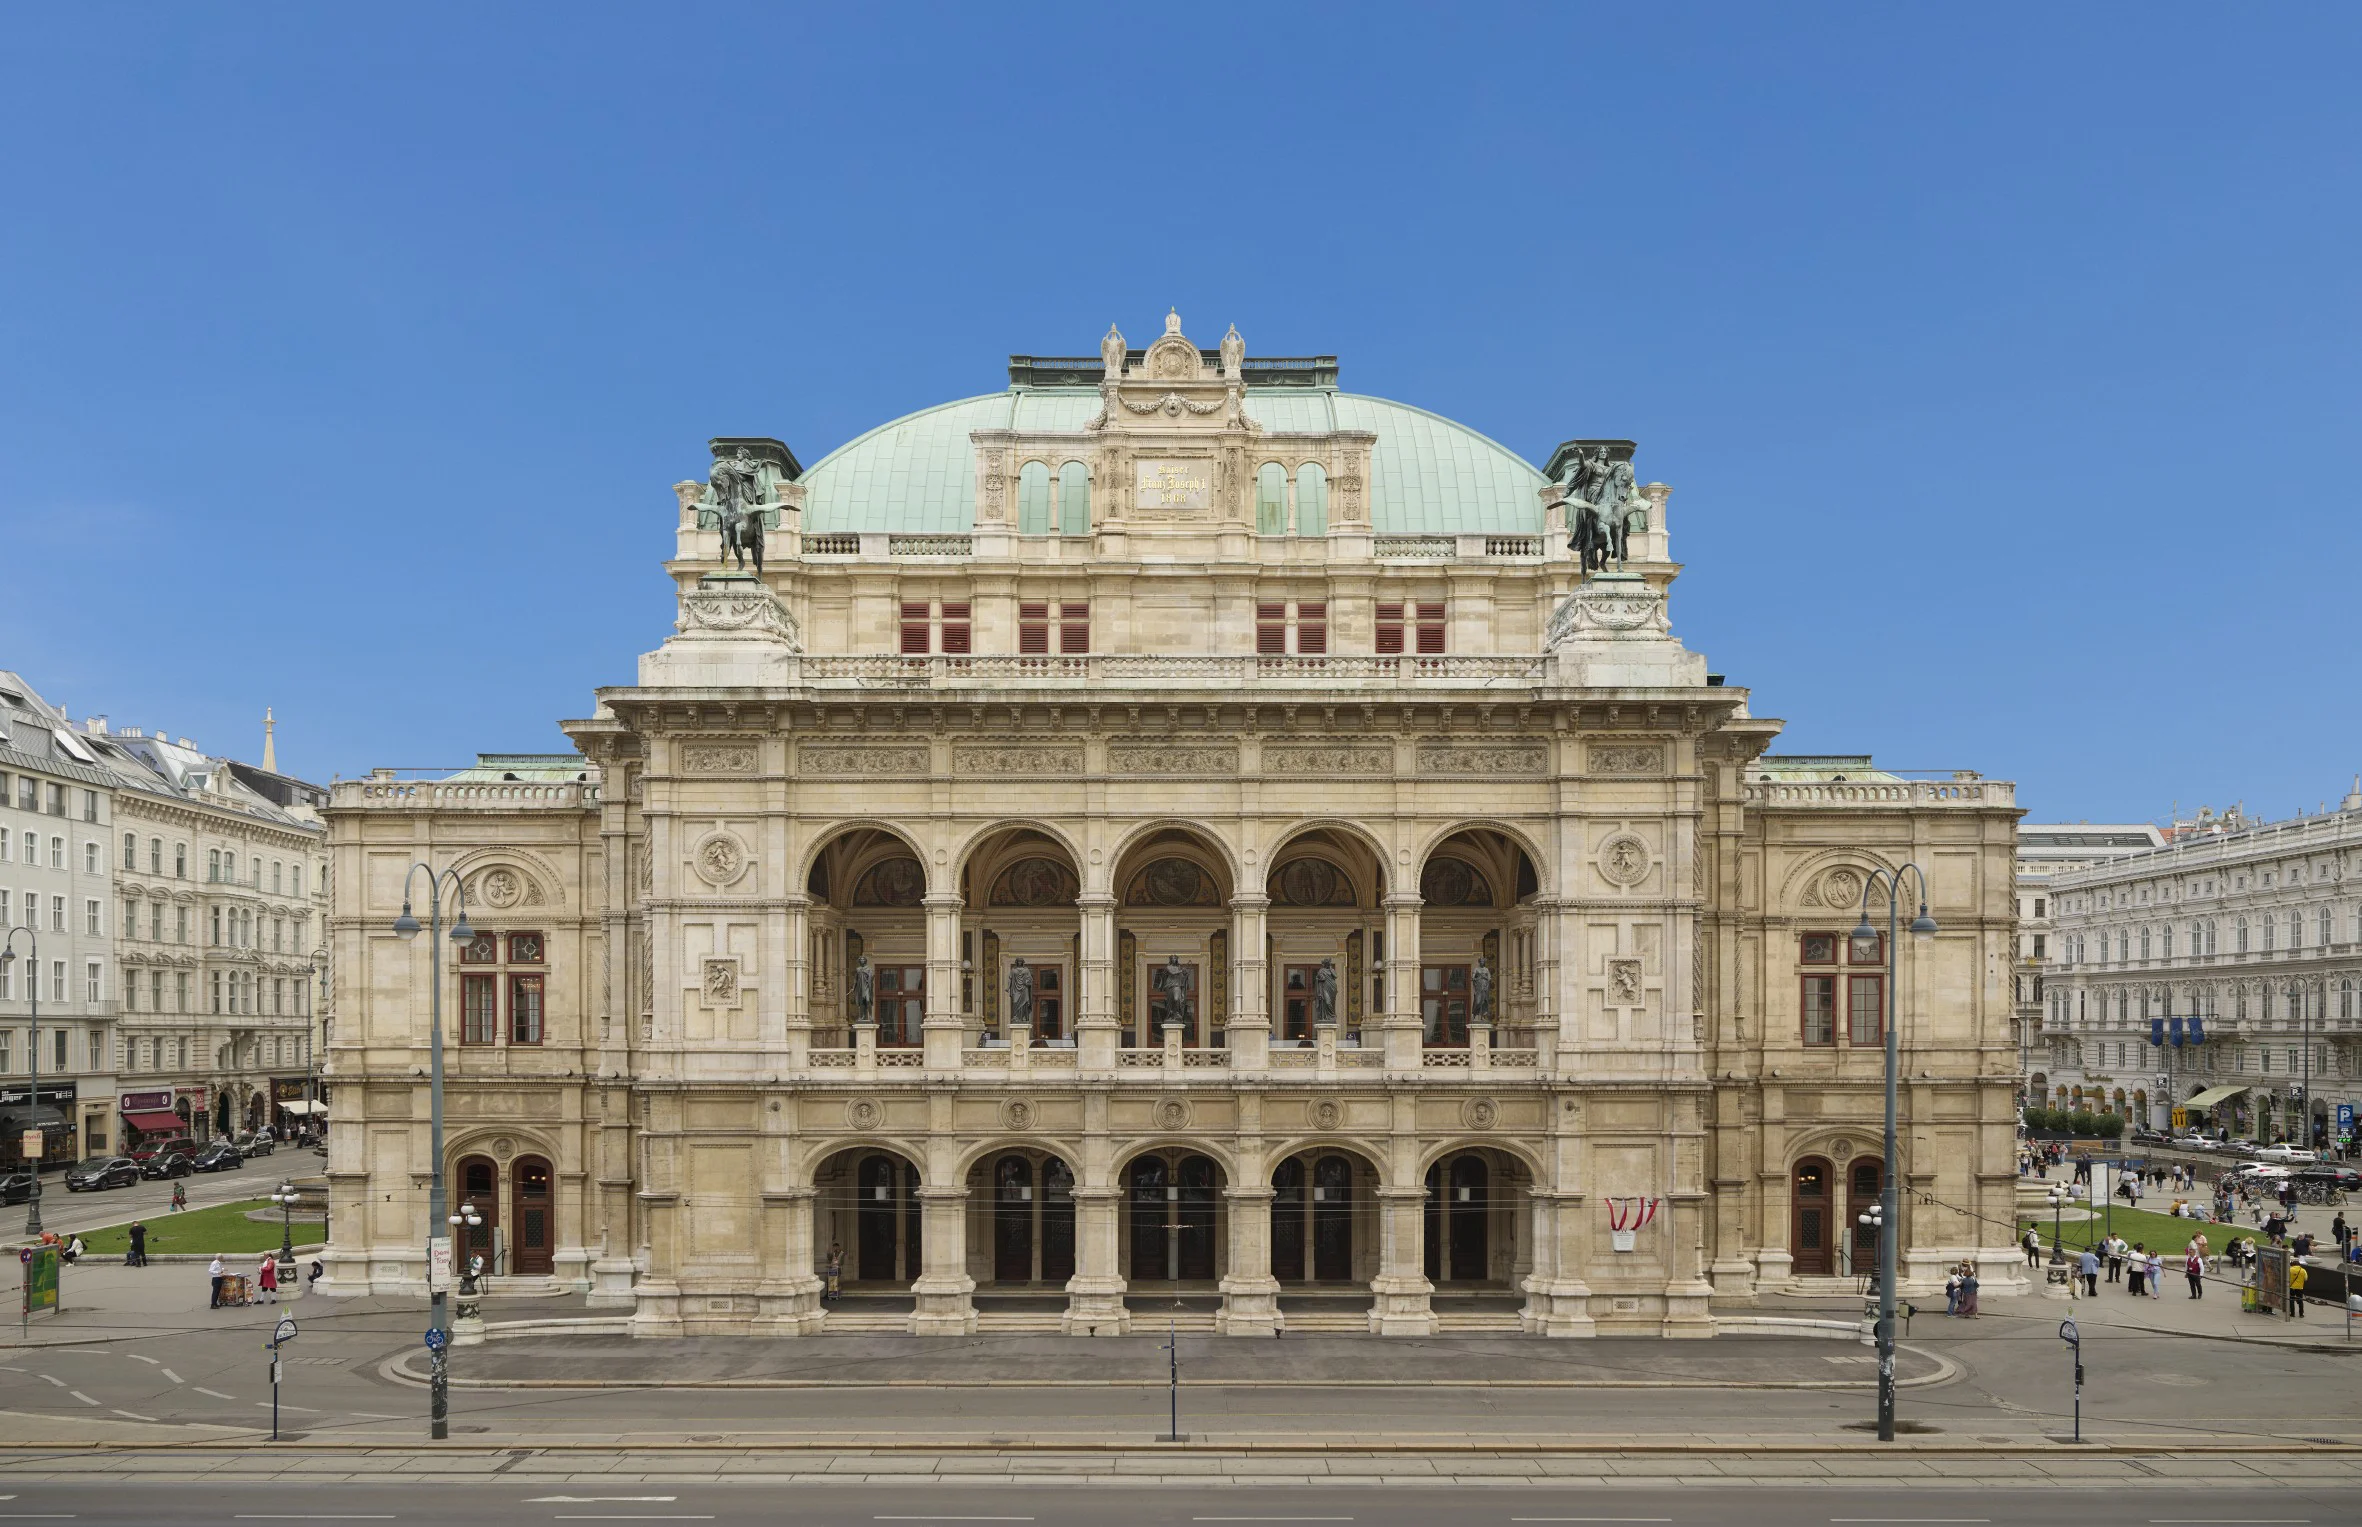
[1382,892,1424,1072]
[923,892,965,1072]
[908,1185,976,1334]
[1216,1184,1280,1335]
[1519,1189,1596,1336]
[1228,893,1270,1070]
[1062,1184,1130,1334]
[1367,1184,1436,1334]
[781,892,811,1072]
[1077,894,1119,1070]
[756,1186,824,1334]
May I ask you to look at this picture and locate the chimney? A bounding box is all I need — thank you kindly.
[262,707,277,773]
[86,716,109,734]
[178,737,194,749]
[2345,775,2361,813]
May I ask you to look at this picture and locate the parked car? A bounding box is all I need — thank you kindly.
[64,1155,142,1192]
[135,1138,198,1178]
[2255,1144,2320,1164]
[2293,1165,2362,1191]
[191,1140,244,1173]
[2173,1134,2222,1151]
[232,1132,274,1158]
[0,1169,34,1205]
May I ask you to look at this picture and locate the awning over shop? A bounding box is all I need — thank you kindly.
[121,1110,186,1133]
[276,1099,327,1115]
[2181,1085,2250,1110]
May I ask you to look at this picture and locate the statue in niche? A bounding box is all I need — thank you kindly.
[852,955,874,1025]
[1471,954,1493,1021]
[1007,957,1034,1028]
[706,446,768,575]
[1313,958,1338,1028]
[1151,954,1194,1030]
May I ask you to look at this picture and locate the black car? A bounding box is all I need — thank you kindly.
[0,1169,34,1205]
[191,1141,243,1173]
[2295,1165,2362,1191]
[64,1156,141,1192]
[137,1139,198,1178]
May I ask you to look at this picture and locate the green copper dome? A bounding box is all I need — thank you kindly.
[799,388,1548,537]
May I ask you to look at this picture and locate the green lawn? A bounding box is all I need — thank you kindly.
[2019,1204,2255,1257]
[66,1198,323,1257]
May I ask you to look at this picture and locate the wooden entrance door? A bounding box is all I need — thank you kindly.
[1447,1155,1488,1281]
[1041,1158,1076,1282]
[876,965,925,1046]
[993,1156,1034,1282]
[1032,964,1064,1041]
[1129,1152,1219,1282]
[1271,1156,1307,1280]
[1792,1157,1833,1276]
[857,1155,920,1282]
[1311,1154,1353,1281]
[1421,964,1470,1046]
[1281,964,1320,1042]
[456,1155,499,1272]
[511,1156,554,1276]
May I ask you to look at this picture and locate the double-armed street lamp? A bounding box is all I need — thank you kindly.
[392,864,474,1440]
[450,1201,484,1294]
[1852,866,1939,1445]
[0,926,45,1237]
[271,1179,302,1266]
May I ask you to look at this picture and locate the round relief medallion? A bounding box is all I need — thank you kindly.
[1598,835,1650,886]
[1309,1098,1343,1131]
[1461,1098,1499,1131]
[491,1135,516,1160]
[1001,1099,1037,1132]
[1821,868,1862,910]
[1154,1098,1192,1131]
[479,868,524,909]
[1832,1136,1855,1159]
[693,832,750,889]
[846,1097,884,1132]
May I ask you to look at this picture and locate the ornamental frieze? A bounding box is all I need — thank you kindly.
[799,743,931,777]
[950,742,1084,776]
[678,739,761,774]
[1586,743,1667,775]
[1415,738,1548,775]
[1261,739,1392,776]
[1107,739,1240,774]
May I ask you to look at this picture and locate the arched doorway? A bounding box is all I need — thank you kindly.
[1261,829,1386,1046]
[1845,1156,1882,1277]
[1792,1157,1834,1276]
[455,1155,500,1273]
[1271,1152,1363,1283]
[855,1153,923,1283]
[1422,1154,1491,1283]
[510,1155,553,1276]
[1110,829,1234,1049]
[1416,827,1541,1048]
[1126,1151,1220,1283]
[963,828,1084,1046]
[805,827,929,1048]
[981,1151,1076,1285]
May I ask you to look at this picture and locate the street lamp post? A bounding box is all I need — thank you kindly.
[2048,1186,2067,1259]
[1852,866,1939,1445]
[270,1179,300,1266]
[0,926,44,1237]
[2289,982,2313,1152]
[304,947,329,1143]
[391,865,473,1441]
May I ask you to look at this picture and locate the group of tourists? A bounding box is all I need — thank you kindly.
[1941,1262,1982,1316]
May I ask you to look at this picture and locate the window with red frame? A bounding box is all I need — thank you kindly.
[461,974,499,1045]
[899,601,930,654]
[1799,930,1883,1046]
[941,601,971,654]
[1019,602,1050,654]
[510,974,545,1045]
[1846,972,1882,1046]
[1295,601,1326,655]
[1059,601,1089,653]
[1377,601,1446,654]
[1256,602,1287,655]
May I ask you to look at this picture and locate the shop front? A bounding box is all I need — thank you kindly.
[0,1082,79,1170]
[271,1077,325,1139]
[120,1090,189,1148]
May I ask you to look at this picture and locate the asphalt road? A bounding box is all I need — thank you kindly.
[0,1482,2348,1526]
[11,1149,319,1241]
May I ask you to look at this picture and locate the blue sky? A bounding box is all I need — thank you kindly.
[2,6,2355,825]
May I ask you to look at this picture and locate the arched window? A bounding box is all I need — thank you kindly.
[2235,917,2249,953]
[121,832,136,870]
[1017,461,1052,535]
[1295,463,1329,536]
[1255,463,1288,534]
[1056,461,1091,537]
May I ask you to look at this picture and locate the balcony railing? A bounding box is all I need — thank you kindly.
[1744,779,2016,809]
[789,653,1546,689]
[333,780,601,810]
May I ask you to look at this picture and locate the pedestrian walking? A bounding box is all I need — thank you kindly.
[2106,1234,2126,1282]
[2185,1246,2205,1298]
[1958,1265,1981,1317]
[2077,1246,2099,1297]
[207,1253,226,1309]
[126,1220,147,1268]
[2126,1242,2148,1296]
[256,1253,279,1304]
[2288,1258,2308,1317]
[1944,1266,1962,1316]
[171,1181,188,1212]
[2022,1226,2043,1268]
[822,1241,843,1305]
[2333,1211,2349,1253]
[2146,1249,2164,1297]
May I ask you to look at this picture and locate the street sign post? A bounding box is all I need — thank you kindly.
[2058,1318,2083,1443]
[21,1245,58,1338]
[267,1317,299,1441]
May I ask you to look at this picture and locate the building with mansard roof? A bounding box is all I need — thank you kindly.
[318,314,2025,1336]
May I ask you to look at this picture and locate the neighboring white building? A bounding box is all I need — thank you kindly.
[2044,787,2362,1141]
[2013,825,2167,1105]
[75,717,330,1145]
[0,673,120,1163]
